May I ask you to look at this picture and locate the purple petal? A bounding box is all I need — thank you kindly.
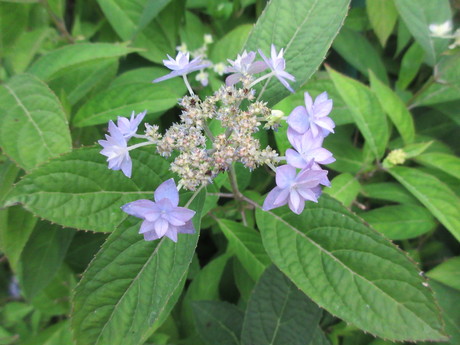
[286,148,308,169]
[153,71,181,83]
[275,165,296,188]
[287,106,309,134]
[121,155,132,178]
[143,230,161,241]
[263,186,287,211]
[154,218,169,237]
[164,227,178,242]
[178,220,196,234]
[170,206,195,222]
[309,148,335,164]
[315,117,335,134]
[297,187,318,203]
[139,220,156,234]
[225,73,242,86]
[121,199,156,219]
[274,187,290,206]
[304,92,313,114]
[288,190,305,215]
[247,60,268,74]
[154,179,179,206]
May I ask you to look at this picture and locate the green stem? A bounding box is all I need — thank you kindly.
[39,0,74,43]
[185,185,204,208]
[406,76,435,108]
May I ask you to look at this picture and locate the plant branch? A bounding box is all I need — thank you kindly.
[39,0,75,43]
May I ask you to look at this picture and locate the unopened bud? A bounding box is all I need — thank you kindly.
[386,149,407,166]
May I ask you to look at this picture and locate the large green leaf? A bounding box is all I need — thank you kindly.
[71,189,205,345]
[255,195,446,341]
[21,320,73,345]
[366,0,397,47]
[19,221,75,299]
[241,265,327,345]
[415,153,460,180]
[360,205,437,240]
[389,166,460,242]
[73,67,185,127]
[369,71,415,145]
[217,219,270,281]
[328,67,389,160]
[427,257,460,291]
[361,182,419,205]
[244,0,350,105]
[192,301,244,345]
[27,43,138,81]
[394,0,451,65]
[332,27,389,84]
[5,147,171,232]
[396,43,425,90]
[0,74,72,171]
[324,173,360,208]
[210,24,252,63]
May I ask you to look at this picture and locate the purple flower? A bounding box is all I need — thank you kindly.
[98,121,132,178]
[225,50,267,86]
[287,91,334,137]
[286,128,335,169]
[258,44,296,92]
[263,165,328,214]
[153,52,211,83]
[116,111,146,140]
[121,179,196,242]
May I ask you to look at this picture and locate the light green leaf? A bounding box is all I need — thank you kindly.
[19,221,75,299]
[328,67,389,160]
[361,182,419,205]
[217,219,271,281]
[332,27,389,84]
[179,11,208,51]
[97,0,181,63]
[394,0,451,65]
[366,0,397,47]
[244,0,350,105]
[21,320,73,345]
[72,189,205,345]
[5,147,171,232]
[28,43,137,81]
[0,74,72,171]
[241,265,326,345]
[192,301,244,345]
[396,18,412,56]
[415,153,460,180]
[427,257,460,291]
[369,71,415,145]
[360,205,437,240]
[402,141,433,159]
[324,173,360,208]
[73,67,185,127]
[256,195,447,341]
[210,24,252,63]
[396,43,425,90]
[389,166,460,242]
[0,2,29,54]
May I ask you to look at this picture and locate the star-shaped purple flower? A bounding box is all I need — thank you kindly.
[225,50,267,86]
[263,164,328,215]
[116,111,146,140]
[153,52,211,83]
[121,179,196,242]
[98,121,132,178]
[287,91,334,137]
[286,128,335,169]
[258,44,296,92]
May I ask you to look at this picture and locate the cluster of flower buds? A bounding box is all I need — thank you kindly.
[98,43,335,241]
[429,20,460,49]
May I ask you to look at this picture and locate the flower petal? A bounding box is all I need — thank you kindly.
[121,199,156,219]
[154,218,169,237]
[154,179,179,205]
[287,106,309,134]
[286,148,308,169]
[263,187,286,211]
[178,220,196,234]
[275,165,296,188]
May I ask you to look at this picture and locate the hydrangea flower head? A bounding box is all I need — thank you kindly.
[116,111,146,140]
[121,179,196,242]
[287,91,334,137]
[286,128,335,169]
[258,44,296,92]
[225,50,267,86]
[98,121,132,178]
[153,52,211,83]
[263,164,327,214]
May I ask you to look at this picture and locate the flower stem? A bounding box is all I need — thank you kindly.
[127,141,155,151]
[249,71,274,89]
[183,75,194,95]
[202,122,215,141]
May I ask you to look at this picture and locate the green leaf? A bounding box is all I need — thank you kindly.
[415,153,460,180]
[192,301,244,345]
[0,2,29,54]
[244,0,350,105]
[396,43,425,90]
[73,67,185,127]
[389,166,460,242]
[72,189,205,345]
[217,219,271,281]
[241,265,325,345]
[427,257,460,291]
[179,11,208,51]
[97,0,181,63]
[324,173,360,208]
[360,205,437,240]
[5,147,172,232]
[369,71,415,145]
[21,320,73,345]
[19,221,75,299]
[332,27,389,84]
[210,24,252,63]
[361,182,419,205]
[0,74,72,171]
[366,0,397,47]
[328,67,389,160]
[28,43,137,81]
[255,195,447,341]
[394,0,451,65]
